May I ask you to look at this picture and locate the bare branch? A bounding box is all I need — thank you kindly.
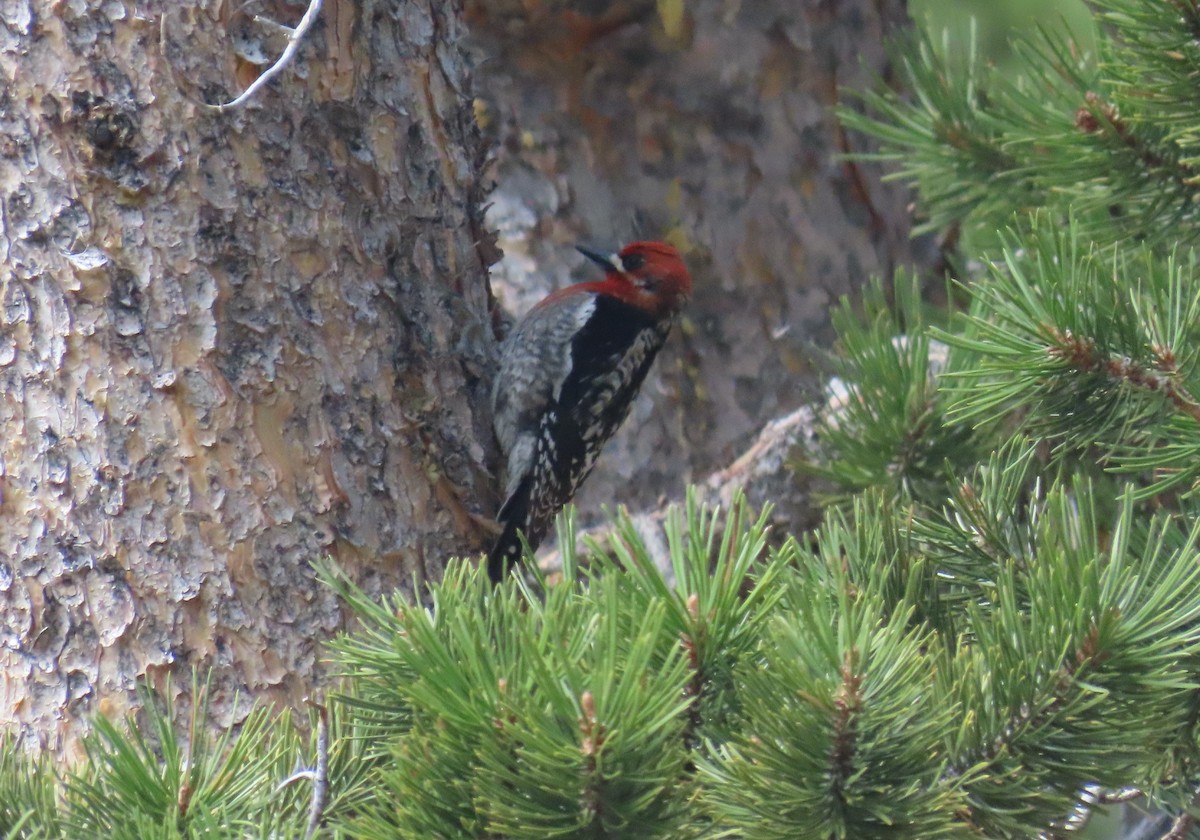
[304,697,331,840]
[1095,787,1144,805]
[1162,812,1195,840]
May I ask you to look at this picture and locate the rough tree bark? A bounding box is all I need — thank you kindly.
[473,0,919,533]
[0,0,496,753]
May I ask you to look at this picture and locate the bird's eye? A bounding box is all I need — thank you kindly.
[621,253,645,272]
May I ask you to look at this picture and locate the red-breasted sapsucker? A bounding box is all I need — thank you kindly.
[488,241,693,581]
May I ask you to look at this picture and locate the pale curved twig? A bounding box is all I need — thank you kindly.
[159,0,323,113]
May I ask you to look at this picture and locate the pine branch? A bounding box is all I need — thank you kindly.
[1047,323,1200,423]
[843,5,1200,246]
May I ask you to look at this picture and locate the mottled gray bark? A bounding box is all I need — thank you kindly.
[473,0,918,526]
[0,0,495,752]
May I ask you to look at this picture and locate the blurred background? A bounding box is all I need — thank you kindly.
[913,0,1093,67]
[476,0,1102,543]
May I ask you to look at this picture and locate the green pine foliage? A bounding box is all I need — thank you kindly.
[321,495,782,839]
[9,1,1200,837]
[810,273,984,505]
[62,678,311,839]
[0,734,58,839]
[845,0,1200,249]
[817,0,1200,833]
[9,481,1200,838]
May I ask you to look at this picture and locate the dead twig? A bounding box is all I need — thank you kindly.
[304,697,330,840]
[273,696,331,839]
[160,0,323,112]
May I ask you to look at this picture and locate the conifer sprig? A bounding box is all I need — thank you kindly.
[937,216,1200,497]
[61,677,307,840]
[843,1,1200,247]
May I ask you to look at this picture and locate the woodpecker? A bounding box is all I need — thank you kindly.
[488,241,693,581]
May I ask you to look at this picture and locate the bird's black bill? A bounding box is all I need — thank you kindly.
[576,246,619,273]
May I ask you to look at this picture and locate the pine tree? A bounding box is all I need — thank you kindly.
[7,1,1200,838]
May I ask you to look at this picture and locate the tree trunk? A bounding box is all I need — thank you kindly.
[473,0,918,522]
[0,0,496,753]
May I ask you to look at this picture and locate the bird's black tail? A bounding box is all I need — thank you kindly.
[487,519,526,583]
[487,476,534,583]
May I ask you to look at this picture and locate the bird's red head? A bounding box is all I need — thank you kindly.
[577,240,693,318]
